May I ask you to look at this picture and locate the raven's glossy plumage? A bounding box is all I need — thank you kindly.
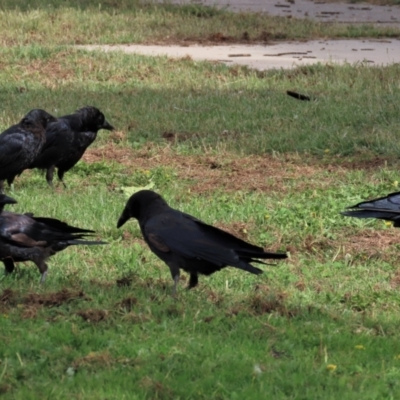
[0,194,106,283]
[117,190,287,293]
[342,191,400,227]
[29,106,114,187]
[0,109,56,192]
[0,194,17,213]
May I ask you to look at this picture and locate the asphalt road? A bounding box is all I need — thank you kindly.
[155,0,400,24]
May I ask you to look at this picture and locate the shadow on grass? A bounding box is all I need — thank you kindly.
[0,0,224,16]
[1,67,400,157]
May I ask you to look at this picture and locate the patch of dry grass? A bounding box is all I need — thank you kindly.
[0,2,398,48]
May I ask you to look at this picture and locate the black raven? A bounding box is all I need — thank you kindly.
[0,109,57,192]
[0,194,106,283]
[342,191,400,226]
[117,190,287,294]
[28,106,114,187]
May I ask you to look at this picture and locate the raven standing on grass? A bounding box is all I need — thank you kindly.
[0,109,57,192]
[117,190,287,294]
[28,106,114,187]
[0,194,106,283]
[342,191,400,226]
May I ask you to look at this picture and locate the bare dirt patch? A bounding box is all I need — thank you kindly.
[317,155,398,171]
[139,376,174,400]
[72,350,113,369]
[71,350,135,369]
[224,285,299,318]
[83,143,346,194]
[0,288,16,310]
[249,287,297,317]
[0,384,12,396]
[116,296,138,312]
[76,308,108,322]
[302,234,334,254]
[116,275,134,287]
[390,268,400,288]
[16,52,77,86]
[340,228,399,259]
[0,288,15,304]
[24,288,88,307]
[19,289,89,318]
[215,221,252,241]
[0,288,89,318]
[120,235,147,249]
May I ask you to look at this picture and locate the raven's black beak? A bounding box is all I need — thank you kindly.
[102,119,114,131]
[117,211,129,228]
[0,194,17,205]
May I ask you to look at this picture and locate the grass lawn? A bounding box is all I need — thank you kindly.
[1,1,400,399]
[0,0,399,45]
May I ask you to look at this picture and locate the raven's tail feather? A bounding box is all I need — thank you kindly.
[67,240,108,246]
[238,249,287,260]
[236,261,264,275]
[341,209,400,221]
[235,250,288,275]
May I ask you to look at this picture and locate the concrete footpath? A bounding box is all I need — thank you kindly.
[80,1,400,70]
[82,39,400,71]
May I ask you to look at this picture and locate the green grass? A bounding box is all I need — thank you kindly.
[3,164,400,398]
[0,0,399,46]
[0,46,400,156]
[1,2,400,397]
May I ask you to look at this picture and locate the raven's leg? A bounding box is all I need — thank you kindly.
[0,180,4,194]
[40,271,48,283]
[57,169,67,189]
[188,272,198,289]
[7,176,15,192]
[34,260,48,284]
[167,263,180,296]
[46,166,55,188]
[3,258,15,274]
[173,275,180,296]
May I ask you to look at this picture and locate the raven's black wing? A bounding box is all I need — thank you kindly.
[180,211,286,259]
[0,212,94,248]
[30,120,74,169]
[0,131,25,169]
[342,192,400,226]
[345,191,400,211]
[144,210,285,270]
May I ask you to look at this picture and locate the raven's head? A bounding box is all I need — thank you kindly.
[75,106,114,132]
[20,109,57,130]
[117,190,167,228]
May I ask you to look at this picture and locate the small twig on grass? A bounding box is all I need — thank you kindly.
[254,316,279,332]
[173,106,212,113]
[16,352,24,367]
[0,359,7,382]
